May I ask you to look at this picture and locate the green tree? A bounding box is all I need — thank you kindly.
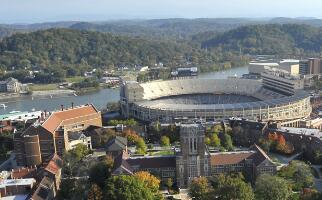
[89,156,114,188]
[104,175,162,200]
[211,174,254,200]
[277,161,314,191]
[71,143,91,161]
[189,177,212,200]
[165,178,173,191]
[210,133,221,147]
[136,138,147,154]
[160,136,170,147]
[222,133,233,150]
[255,174,292,200]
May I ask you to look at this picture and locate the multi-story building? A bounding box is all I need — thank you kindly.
[112,123,276,188]
[0,77,21,93]
[279,59,300,75]
[14,104,102,167]
[299,58,321,75]
[176,124,209,187]
[261,69,304,95]
[210,145,276,182]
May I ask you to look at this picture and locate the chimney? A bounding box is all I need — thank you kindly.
[61,105,64,111]
[71,102,74,109]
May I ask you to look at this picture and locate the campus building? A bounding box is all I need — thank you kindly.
[112,124,277,188]
[14,104,102,167]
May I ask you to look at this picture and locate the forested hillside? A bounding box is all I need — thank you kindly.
[200,24,322,55]
[0,23,321,83]
[0,28,238,76]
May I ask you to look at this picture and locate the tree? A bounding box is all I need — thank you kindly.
[210,133,221,147]
[71,143,91,161]
[189,177,212,200]
[205,137,211,146]
[57,179,76,200]
[122,129,140,145]
[104,175,162,200]
[222,133,233,150]
[165,178,173,191]
[211,174,254,200]
[136,138,147,154]
[89,156,114,188]
[160,136,170,147]
[134,171,161,193]
[87,184,103,200]
[255,174,292,200]
[213,124,223,134]
[277,161,314,191]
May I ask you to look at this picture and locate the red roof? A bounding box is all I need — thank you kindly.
[11,167,37,179]
[210,152,255,166]
[44,154,63,175]
[42,104,99,133]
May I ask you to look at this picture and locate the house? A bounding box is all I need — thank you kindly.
[14,104,102,167]
[68,131,92,149]
[43,154,63,192]
[106,136,127,158]
[0,77,21,93]
[11,166,38,179]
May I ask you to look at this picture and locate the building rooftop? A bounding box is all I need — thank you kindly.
[0,178,36,188]
[41,104,99,133]
[279,127,321,138]
[210,151,255,165]
[1,195,29,200]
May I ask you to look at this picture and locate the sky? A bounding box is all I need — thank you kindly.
[1,0,322,24]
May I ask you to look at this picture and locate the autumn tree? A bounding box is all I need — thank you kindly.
[123,129,140,145]
[189,177,212,200]
[134,171,161,192]
[87,184,103,200]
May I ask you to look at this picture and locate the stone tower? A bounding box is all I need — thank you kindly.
[176,124,210,187]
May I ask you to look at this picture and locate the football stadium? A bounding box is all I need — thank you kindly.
[120,79,311,122]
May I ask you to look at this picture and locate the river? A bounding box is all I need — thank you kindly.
[0,66,248,114]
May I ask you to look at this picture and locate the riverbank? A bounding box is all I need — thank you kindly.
[31,89,75,97]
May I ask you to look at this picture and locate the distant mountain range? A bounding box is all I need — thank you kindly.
[1,17,322,40]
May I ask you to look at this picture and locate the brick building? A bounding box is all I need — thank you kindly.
[14,104,102,167]
[112,123,276,188]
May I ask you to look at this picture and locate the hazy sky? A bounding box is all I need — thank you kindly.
[1,0,321,23]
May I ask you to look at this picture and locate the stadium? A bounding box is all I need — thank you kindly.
[120,79,311,122]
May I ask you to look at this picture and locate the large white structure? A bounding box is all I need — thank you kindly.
[120,78,311,122]
[261,68,304,95]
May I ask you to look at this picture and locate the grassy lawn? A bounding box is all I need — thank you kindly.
[29,83,58,91]
[150,150,174,156]
[65,76,86,83]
